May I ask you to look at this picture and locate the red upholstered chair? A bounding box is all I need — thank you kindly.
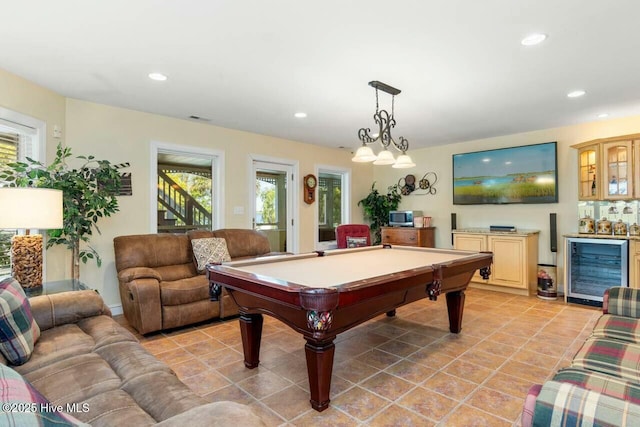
[336,224,371,249]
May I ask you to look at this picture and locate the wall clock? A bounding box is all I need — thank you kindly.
[303,174,317,204]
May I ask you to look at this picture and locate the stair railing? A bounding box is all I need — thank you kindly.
[158,171,211,227]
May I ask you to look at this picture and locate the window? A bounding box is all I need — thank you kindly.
[157,151,213,232]
[151,142,224,233]
[318,173,342,237]
[256,173,280,226]
[316,168,350,248]
[0,131,19,274]
[0,113,42,275]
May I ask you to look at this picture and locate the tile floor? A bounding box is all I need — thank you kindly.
[115,288,601,426]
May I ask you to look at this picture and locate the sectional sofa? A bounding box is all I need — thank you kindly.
[523,287,640,426]
[0,285,264,426]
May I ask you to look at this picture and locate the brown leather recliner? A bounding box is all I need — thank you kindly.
[114,229,274,334]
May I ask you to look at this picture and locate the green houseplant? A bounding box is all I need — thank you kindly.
[358,182,402,244]
[0,143,122,280]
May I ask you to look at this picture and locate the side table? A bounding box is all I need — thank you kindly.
[25,279,90,297]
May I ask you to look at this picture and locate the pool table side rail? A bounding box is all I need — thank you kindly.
[206,251,493,313]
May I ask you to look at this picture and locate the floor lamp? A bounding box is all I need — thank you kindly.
[0,188,63,289]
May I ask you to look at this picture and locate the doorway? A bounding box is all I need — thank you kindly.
[252,159,296,253]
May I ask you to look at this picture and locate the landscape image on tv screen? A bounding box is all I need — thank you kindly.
[452,142,558,205]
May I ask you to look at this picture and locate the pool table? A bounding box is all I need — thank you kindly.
[207,245,492,411]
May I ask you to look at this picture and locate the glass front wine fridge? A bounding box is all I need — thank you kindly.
[566,237,628,306]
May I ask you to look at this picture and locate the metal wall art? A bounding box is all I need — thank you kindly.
[398,172,438,195]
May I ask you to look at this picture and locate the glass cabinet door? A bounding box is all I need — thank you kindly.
[603,140,632,199]
[578,145,599,200]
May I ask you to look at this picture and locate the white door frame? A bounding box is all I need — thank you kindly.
[150,141,225,233]
[249,155,299,254]
[315,165,351,250]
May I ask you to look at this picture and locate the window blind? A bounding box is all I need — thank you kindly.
[0,132,20,164]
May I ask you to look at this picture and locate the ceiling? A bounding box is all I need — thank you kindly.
[3,1,640,151]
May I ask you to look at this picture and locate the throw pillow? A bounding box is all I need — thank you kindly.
[192,238,231,271]
[346,236,368,248]
[0,276,40,365]
[0,363,88,426]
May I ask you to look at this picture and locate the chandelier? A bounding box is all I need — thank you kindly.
[352,81,415,168]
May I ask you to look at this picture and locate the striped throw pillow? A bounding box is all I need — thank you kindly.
[0,276,40,365]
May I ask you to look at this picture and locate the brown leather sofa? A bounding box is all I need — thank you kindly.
[114,229,275,334]
[2,290,264,426]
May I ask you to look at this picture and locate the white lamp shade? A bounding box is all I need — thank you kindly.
[0,188,63,229]
[352,145,377,162]
[373,149,395,165]
[392,154,416,169]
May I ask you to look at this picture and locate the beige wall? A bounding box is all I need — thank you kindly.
[373,115,640,285]
[1,68,374,307]
[4,65,640,305]
[0,68,69,280]
[63,99,373,307]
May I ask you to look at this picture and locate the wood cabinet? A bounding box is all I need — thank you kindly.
[453,230,539,295]
[381,227,435,248]
[573,134,640,201]
[452,232,487,282]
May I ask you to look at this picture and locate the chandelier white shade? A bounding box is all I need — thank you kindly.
[392,154,416,169]
[353,81,415,168]
[352,145,378,162]
[373,149,396,165]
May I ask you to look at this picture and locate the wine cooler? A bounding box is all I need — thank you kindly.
[566,237,628,306]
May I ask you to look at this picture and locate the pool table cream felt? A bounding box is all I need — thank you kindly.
[231,246,473,289]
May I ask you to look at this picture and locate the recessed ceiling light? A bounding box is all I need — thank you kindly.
[567,90,586,98]
[148,72,168,81]
[294,112,307,118]
[521,33,547,46]
[598,113,610,118]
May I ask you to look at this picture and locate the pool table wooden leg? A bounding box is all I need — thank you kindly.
[239,313,263,368]
[304,338,335,412]
[446,290,465,333]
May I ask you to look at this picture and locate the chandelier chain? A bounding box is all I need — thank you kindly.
[375,88,379,114]
[358,84,408,152]
[353,80,414,167]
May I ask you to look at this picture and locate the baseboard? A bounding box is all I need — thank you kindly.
[108,304,123,316]
[468,282,531,297]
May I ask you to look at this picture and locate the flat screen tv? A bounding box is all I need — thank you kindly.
[453,141,558,205]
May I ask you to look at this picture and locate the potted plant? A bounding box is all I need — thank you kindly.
[358,182,402,244]
[0,143,122,280]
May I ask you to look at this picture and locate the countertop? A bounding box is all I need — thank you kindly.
[564,233,640,240]
[453,228,540,236]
